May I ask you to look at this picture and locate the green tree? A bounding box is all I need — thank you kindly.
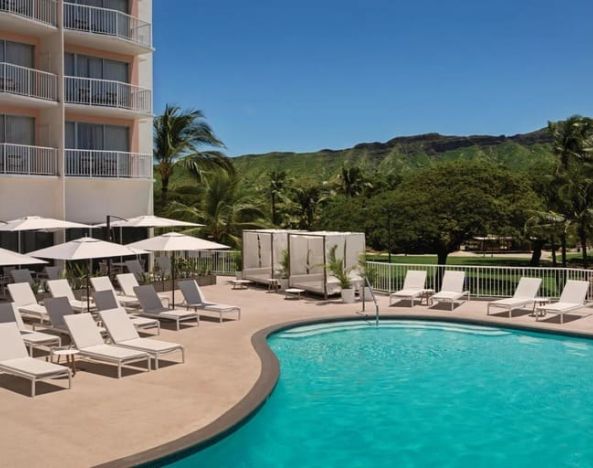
[153,105,231,202]
[548,116,593,267]
[290,182,329,230]
[265,170,289,226]
[165,172,266,247]
[385,160,540,265]
[548,116,593,169]
[336,164,373,197]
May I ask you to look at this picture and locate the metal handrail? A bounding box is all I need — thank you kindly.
[361,276,380,326]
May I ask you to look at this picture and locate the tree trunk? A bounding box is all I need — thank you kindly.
[161,176,170,203]
[561,233,567,268]
[436,250,449,292]
[551,239,557,267]
[579,227,588,268]
[271,193,277,226]
[530,240,543,267]
[437,251,449,265]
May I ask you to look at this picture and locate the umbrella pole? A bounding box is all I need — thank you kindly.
[171,252,175,309]
[87,259,91,313]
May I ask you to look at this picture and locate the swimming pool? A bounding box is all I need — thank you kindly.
[164,320,593,467]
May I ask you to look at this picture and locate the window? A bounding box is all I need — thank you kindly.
[71,0,129,14]
[0,115,35,145]
[0,40,34,68]
[65,121,129,151]
[64,53,129,83]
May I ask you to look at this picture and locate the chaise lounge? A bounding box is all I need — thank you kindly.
[429,271,470,311]
[389,270,433,306]
[487,277,542,317]
[0,323,71,397]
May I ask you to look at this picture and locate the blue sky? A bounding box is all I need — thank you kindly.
[153,0,593,156]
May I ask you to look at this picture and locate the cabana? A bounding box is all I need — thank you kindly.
[288,231,366,298]
[242,230,299,285]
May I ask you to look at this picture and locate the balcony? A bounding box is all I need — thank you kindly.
[63,2,152,55]
[65,149,152,179]
[0,62,58,107]
[0,0,57,34]
[64,76,151,117]
[0,143,58,176]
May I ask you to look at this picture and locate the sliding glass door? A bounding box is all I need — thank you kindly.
[66,121,130,177]
[0,115,36,173]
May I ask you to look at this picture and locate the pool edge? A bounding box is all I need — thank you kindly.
[96,314,593,467]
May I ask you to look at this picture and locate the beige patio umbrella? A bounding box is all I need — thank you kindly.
[28,237,140,312]
[0,248,46,267]
[0,216,92,252]
[126,232,229,307]
[97,215,203,229]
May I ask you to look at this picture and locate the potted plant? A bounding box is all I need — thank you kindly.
[327,245,355,303]
[277,249,290,290]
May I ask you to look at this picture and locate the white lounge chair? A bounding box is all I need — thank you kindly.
[429,271,470,311]
[536,280,590,324]
[179,279,241,322]
[44,297,78,336]
[43,266,61,281]
[99,308,184,370]
[91,276,139,308]
[10,269,37,288]
[134,285,199,330]
[125,260,149,282]
[0,303,61,354]
[389,270,433,306]
[487,277,542,317]
[94,289,160,335]
[117,273,169,303]
[64,313,150,378]
[8,282,49,325]
[0,323,71,397]
[47,279,94,312]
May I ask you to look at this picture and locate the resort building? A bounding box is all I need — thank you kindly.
[0,0,153,246]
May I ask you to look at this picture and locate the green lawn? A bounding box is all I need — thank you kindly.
[365,254,539,267]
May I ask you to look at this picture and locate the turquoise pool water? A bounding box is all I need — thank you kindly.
[164,320,593,467]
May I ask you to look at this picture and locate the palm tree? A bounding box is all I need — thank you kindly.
[337,164,372,197]
[548,115,593,170]
[560,173,593,267]
[291,183,328,230]
[266,170,289,225]
[153,105,232,202]
[525,210,571,267]
[165,172,266,247]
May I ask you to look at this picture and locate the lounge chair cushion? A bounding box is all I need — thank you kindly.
[541,302,582,313]
[391,288,429,298]
[120,338,179,353]
[0,357,66,377]
[432,291,465,301]
[81,344,148,360]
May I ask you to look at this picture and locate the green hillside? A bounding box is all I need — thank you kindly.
[162,129,555,190]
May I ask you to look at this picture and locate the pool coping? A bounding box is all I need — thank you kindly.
[97,313,593,467]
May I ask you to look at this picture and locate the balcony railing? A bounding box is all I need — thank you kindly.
[65,149,152,179]
[63,2,151,49]
[0,0,57,26]
[0,62,58,101]
[0,143,57,176]
[65,76,151,114]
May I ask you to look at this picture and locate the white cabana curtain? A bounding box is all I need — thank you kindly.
[243,231,273,270]
[289,235,324,275]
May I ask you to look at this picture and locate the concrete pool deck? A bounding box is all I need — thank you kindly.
[3,278,593,467]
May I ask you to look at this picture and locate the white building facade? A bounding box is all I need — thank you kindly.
[0,0,153,233]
